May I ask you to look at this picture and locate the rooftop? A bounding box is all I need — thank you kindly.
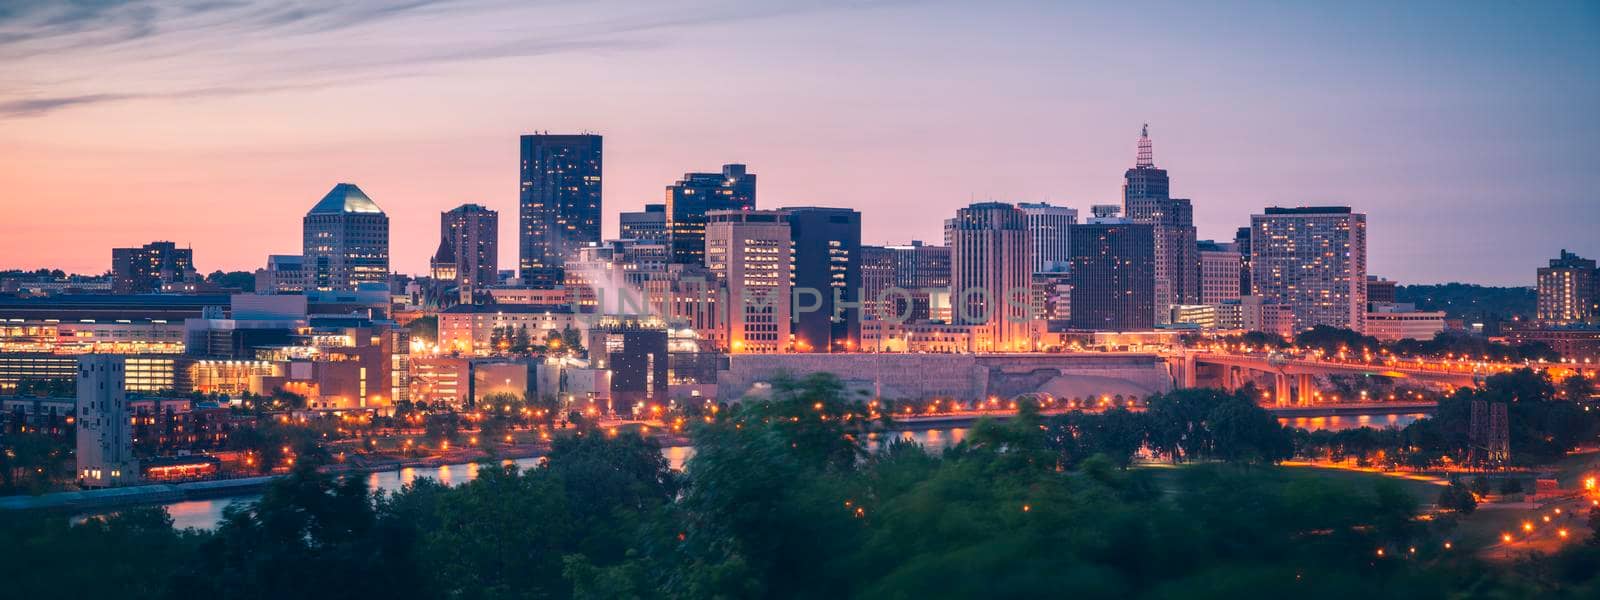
[308,183,384,215]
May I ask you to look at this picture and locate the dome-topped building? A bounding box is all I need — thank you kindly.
[303,183,389,291]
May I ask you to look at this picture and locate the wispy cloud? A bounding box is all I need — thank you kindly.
[0,0,912,119]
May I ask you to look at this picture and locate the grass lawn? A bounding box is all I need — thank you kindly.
[1135,462,1445,504]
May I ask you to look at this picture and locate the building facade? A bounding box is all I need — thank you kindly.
[620,204,668,241]
[1068,218,1156,331]
[706,210,791,353]
[1197,240,1243,305]
[519,134,603,287]
[666,164,757,265]
[77,355,138,488]
[1017,202,1078,274]
[111,241,195,294]
[438,204,499,297]
[303,183,389,292]
[781,207,861,352]
[947,202,1033,351]
[1537,249,1598,325]
[1249,206,1368,333]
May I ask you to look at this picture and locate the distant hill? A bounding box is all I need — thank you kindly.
[1396,283,1535,324]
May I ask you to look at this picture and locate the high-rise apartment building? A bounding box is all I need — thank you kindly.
[947,202,1032,351]
[111,241,195,294]
[620,204,668,241]
[76,355,137,488]
[780,207,861,352]
[1537,249,1599,324]
[437,204,498,295]
[1123,125,1198,323]
[1197,240,1243,305]
[1068,216,1156,331]
[1249,206,1368,332]
[666,164,756,265]
[706,210,791,353]
[303,183,389,292]
[519,134,602,287]
[1017,202,1078,274]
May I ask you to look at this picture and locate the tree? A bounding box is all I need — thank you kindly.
[1437,481,1477,514]
[1563,373,1596,401]
[205,270,257,292]
[407,315,438,345]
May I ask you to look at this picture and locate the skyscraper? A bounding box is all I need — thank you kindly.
[111,241,195,294]
[303,183,389,292]
[620,204,668,241]
[519,134,602,287]
[781,206,861,352]
[1068,215,1156,331]
[1017,202,1078,274]
[438,204,498,296]
[666,164,756,265]
[705,210,791,353]
[1123,125,1198,323]
[1537,249,1599,324]
[1250,206,1368,332]
[947,202,1032,351]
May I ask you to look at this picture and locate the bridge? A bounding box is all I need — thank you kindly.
[1175,351,1484,406]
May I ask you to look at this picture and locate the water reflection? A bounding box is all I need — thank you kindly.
[1280,413,1424,432]
[133,427,973,531]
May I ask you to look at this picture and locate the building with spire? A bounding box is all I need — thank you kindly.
[303,183,389,292]
[1123,125,1198,324]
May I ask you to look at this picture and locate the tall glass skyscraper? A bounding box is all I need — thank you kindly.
[519,133,602,287]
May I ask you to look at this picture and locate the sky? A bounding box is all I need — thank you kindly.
[0,0,1596,286]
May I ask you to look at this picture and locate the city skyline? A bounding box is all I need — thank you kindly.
[2,0,1597,284]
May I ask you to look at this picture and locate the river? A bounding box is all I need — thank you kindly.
[110,415,1406,530]
[137,428,969,530]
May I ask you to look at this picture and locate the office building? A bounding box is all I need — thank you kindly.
[1367,276,1398,305]
[586,317,669,409]
[1249,206,1368,332]
[890,241,952,322]
[1123,125,1198,322]
[780,207,861,352]
[860,246,897,320]
[111,241,195,294]
[256,255,308,293]
[1366,303,1446,342]
[1017,202,1078,274]
[947,202,1033,351]
[666,164,757,265]
[706,210,791,353]
[1234,226,1253,296]
[1197,240,1243,305]
[1537,249,1598,324]
[519,134,603,286]
[436,204,499,297]
[1068,215,1156,331]
[77,355,138,488]
[620,204,668,241]
[303,183,389,292]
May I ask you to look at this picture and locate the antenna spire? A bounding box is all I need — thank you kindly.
[1136,123,1154,168]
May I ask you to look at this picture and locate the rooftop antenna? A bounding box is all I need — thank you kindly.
[1136,123,1154,168]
